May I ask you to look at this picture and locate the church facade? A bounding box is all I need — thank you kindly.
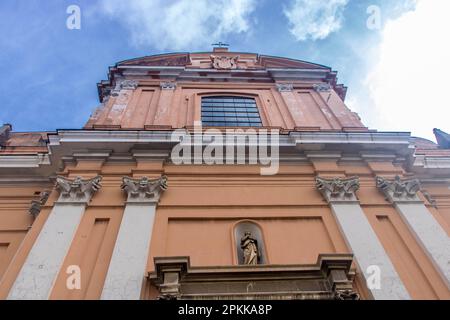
[0,47,449,300]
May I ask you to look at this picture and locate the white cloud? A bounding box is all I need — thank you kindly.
[99,0,256,50]
[284,0,349,41]
[366,0,450,140]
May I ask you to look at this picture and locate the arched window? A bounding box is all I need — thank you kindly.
[201,96,262,127]
[234,221,267,265]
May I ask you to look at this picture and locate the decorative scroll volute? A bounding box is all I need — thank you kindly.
[121,176,168,203]
[29,190,50,218]
[56,176,102,203]
[315,176,360,203]
[376,175,421,203]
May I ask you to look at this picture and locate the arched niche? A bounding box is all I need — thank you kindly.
[234,221,267,265]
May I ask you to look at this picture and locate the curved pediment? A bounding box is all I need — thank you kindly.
[116,51,331,71]
[118,53,191,67]
[258,55,330,70]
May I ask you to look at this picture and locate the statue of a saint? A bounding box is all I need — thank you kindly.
[240,231,259,265]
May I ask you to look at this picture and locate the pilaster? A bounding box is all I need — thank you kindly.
[101,175,167,300]
[376,176,450,288]
[316,176,410,299]
[7,176,102,300]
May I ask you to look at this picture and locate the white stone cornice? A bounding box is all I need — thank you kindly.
[121,176,167,203]
[3,130,420,174]
[360,152,397,162]
[55,175,102,203]
[0,154,50,168]
[376,175,422,203]
[290,131,413,147]
[316,176,360,203]
[305,151,342,160]
[413,155,450,169]
[132,149,171,162]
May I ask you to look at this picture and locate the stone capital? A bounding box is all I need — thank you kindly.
[315,176,360,203]
[121,175,168,203]
[376,175,421,203]
[276,83,294,92]
[55,175,102,204]
[160,82,176,90]
[111,79,139,96]
[313,83,332,92]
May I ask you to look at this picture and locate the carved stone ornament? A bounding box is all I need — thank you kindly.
[422,190,437,207]
[276,83,294,92]
[111,79,139,96]
[29,190,50,218]
[56,176,102,203]
[316,176,360,203]
[210,55,239,70]
[150,255,357,300]
[376,175,421,203]
[334,289,360,300]
[121,175,168,203]
[157,293,178,300]
[313,83,332,92]
[160,82,176,90]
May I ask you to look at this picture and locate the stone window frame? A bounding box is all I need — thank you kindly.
[194,92,269,127]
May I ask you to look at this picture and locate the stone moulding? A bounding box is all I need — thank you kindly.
[315,176,360,203]
[55,175,102,203]
[148,254,359,300]
[376,175,421,203]
[121,175,168,203]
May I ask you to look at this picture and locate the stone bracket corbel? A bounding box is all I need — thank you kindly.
[151,257,189,300]
[318,254,360,300]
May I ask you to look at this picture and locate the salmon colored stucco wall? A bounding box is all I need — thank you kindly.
[0,157,449,299]
[85,83,365,131]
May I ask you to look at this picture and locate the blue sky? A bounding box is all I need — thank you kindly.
[0,0,448,141]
